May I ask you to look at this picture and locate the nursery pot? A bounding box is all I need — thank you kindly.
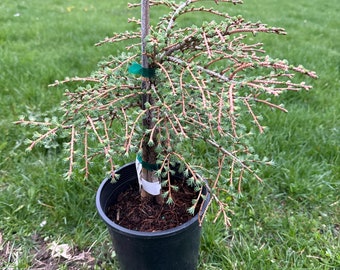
[96,162,210,270]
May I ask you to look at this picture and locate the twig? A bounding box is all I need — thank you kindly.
[67,125,75,179]
[202,30,212,58]
[155,61,177,95]
[254,98,288,113]
[243,98,264,133]
[186,67,207,109]
[84,127,89,179]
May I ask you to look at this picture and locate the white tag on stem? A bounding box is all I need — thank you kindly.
[141,178,161,195]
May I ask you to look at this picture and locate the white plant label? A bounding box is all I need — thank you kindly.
[135,156,161,195]
[135,156,143,190]
[141,178,161,195]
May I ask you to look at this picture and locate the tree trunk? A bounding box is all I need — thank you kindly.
[140,0,163,204]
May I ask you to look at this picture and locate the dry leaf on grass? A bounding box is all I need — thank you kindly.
[48,241,72,259]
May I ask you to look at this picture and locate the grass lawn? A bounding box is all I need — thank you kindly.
[0,0,339,269]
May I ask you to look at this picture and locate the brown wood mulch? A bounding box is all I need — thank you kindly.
[106,179,201,232]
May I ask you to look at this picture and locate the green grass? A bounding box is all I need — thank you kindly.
[1,0,339,269]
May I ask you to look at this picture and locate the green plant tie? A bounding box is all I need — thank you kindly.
[128,62,155,78]
[136,153,158,171]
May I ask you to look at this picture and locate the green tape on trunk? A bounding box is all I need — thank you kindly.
[128,62,155,78]
[136,153,158,171]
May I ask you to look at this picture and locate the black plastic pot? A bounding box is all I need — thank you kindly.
[96,162,210,270]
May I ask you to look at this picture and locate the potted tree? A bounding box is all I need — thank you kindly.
[17,0,317,269]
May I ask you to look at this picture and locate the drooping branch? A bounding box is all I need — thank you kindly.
[206,138,263,183]
[67,125,76,179]
[167,56,235,83]
[95,32,141,46]
[49,77,100,87]
[243,97,264,133]
[86,115,115,177]
[166,0,193,32]
[253,98,288,113]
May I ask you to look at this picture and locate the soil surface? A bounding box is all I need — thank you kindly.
[107,179,202,232]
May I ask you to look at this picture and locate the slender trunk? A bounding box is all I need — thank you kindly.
[140,0,163,203]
